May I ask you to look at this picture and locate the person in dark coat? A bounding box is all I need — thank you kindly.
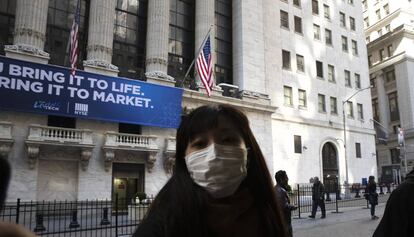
[274,170,297,237]
[309,177,326,218]
[373,169,414,237]
[366,175,379,220]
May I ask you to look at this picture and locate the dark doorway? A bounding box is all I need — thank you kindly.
[112,163,145,211]
[322,142,339,193]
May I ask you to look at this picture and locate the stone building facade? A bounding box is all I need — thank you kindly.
[364,0,414,182]
[0,0,376,202]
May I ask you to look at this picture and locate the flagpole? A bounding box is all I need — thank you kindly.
[183,24,214,83]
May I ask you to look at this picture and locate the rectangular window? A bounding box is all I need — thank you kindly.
[350,17,355,31]
[370,74,376,88]
[282,50,291,69]
[363,0,368,10]
[298,89,307,107]
[384,4,389,14]
[345,70,351,87]
[355,143,361,158]
[378,29,383,37]
[330,97,338,114]
[340,12,346,27]
[364,17,369,27]
[284,86,293,106]
[347,101,354,118]
[316,60,323,78]
[296,54,304,72]
[294,135,302,154]
[372,98,379,121]
[293,0,301,7]
[355,73,361,89]
[387,44,393,56]
[385,24,391,32]
[47,115,76,128]
[368,55,372,66]
[342,36,348,52]
[294,16,302,33]
[348,0,354,4]
[388,92,399,121]
[352,40,358,55]
[280,10,289,29]
[313,24,321,40]
[390,148,400,164]
[366,36,370,43]
[380,48,385,61]
[324,4,330,20]
[357,103,364,120]
[325,29,332,45]
[318,94,326,112]
[376,9,381,20]
[386,70,395,82]
[328,64,335,82]
[312,0,319,14]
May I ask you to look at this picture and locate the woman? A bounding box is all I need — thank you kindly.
[367,175,379,220]
[133,104,288,237]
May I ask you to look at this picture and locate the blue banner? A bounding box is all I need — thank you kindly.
[0,56,183,128]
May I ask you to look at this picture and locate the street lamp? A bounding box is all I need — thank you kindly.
[342,85,373,184]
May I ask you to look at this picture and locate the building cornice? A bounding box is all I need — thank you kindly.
[367,25,414,49]
[271,114,376,136]
[365,8,401,35]
[369,51,414,73]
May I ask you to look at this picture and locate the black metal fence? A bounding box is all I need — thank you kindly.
[0,194,153,236]
[289,183,398,218]
[1,184,399,236]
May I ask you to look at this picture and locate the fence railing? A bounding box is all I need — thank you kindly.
[1,184,399,236]
[289,183,398,218]
[0,194,154,236]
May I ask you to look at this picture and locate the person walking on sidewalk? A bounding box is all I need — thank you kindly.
[309,177,326,219]
[275,170,297,237]
[366,176,379,220]
[373,168,414,237]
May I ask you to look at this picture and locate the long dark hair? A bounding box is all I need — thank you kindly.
[138,104,287,237]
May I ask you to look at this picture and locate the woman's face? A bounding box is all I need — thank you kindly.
[185,115,246,156]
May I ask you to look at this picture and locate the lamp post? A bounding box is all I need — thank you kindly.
[342,85,373,184]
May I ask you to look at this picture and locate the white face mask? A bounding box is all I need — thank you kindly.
[185,143,248,198]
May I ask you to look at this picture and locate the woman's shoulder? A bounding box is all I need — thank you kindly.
[133,209,165,237]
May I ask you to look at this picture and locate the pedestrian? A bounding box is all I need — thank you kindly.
[275,170,297,237]
[133,104,288,237]
[366,175,379,220]
[309,176,326,219]
[373,168,414,237]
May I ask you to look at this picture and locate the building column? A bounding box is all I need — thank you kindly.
[83,0,118,76]
[5,0,50,64]
[195,0,215,88]
[145,0,174,86]
[376,72,390,129]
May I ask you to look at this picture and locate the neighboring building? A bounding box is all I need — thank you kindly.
[268,0,377,186]
[364,0,414,183]
[0,0,376,203]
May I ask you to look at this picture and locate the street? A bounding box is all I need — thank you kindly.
[292,203,386,237]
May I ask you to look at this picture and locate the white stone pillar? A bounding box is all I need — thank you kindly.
[376,72,390,129]
[83,0,118,76]
[145,0,174,86]
[5,0,50,64]
[195,0,215,87]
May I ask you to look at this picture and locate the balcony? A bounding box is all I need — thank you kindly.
[164,137,176,173]
[0,121,14,158]
[25,125,94,169]
[103,132,160,172]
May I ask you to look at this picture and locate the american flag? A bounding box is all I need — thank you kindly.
[69,0,81,76]
[196,35,213,96]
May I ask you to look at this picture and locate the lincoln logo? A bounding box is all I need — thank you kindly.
[74,103,88,116]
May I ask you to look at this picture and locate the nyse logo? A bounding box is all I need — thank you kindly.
[74,103,88,116]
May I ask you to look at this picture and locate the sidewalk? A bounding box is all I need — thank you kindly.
[292,203,386,237]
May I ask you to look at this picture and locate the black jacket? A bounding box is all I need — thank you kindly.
[312,181,325,201]
[373,170,414,237]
